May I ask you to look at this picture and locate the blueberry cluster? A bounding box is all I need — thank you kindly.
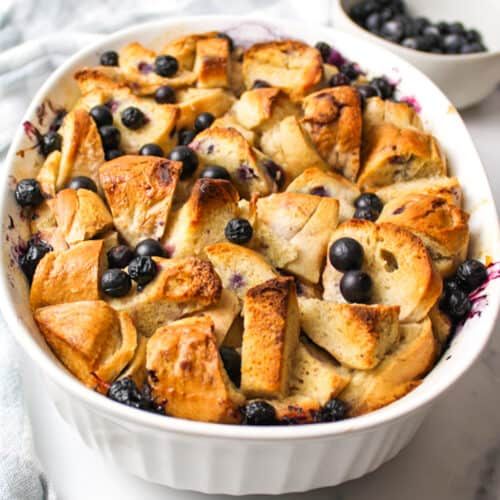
[101,239,166,297]
[439,259,488,321]
[349,0,487,55]
[329,237,372,304]
[107,378,164,414]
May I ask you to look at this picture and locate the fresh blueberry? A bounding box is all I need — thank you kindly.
[370,76,395,99]
[101,268,132,297]
[99,125,121,150]
[39,131,62,157]
[448,22,465,35]
[442,33,465,54]
[219,346,241,387]
[154,55,179,77]
[216,32,234,52]
[242,401,277,425]
[121,106,146,130]
[19,239,52,282]
[402,37,419,50]
[380,19,405,42]
[340,270,372,303]
[461,43,486,54]
[154,85,176,104]
[128,256,157,286]
[339,63,359,80]
[67,176,98,192]
[107,378,144,409]
[225,218,253,244]
[135,238,166,258]
[437,21,450,35]
[252,79,271,89]
[107,245,134,269]
[100,50,119,67]
[420,33,441,51]
[105,148,124,161]
[89,105,113,127]
[200,165,231,181]
[178,129,197,146]
[465,29,481,43]
[329,237,364,272]
[354,207,379,221]
[315,398,347,423]
[354,192,383,213]
[139,143,164,157]
[194,112,215,132]
[167,146,199,179]
[357,84,379,101]
[456,259,488,292]
[15,179,44,207]
[49,110,67,132]
[440,288,472,320]
[414,17,430,34]
[422,25,441,39]
[329,72,351,87]
[365,12,382,33]
[315,41,332,62]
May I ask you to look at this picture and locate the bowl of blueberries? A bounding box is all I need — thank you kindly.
[332,0,500,108]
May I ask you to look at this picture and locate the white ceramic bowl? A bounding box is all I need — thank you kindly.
[1,15,499,496]
[332,0,500,109]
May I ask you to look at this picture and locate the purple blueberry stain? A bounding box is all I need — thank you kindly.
[309,186,330,197]
[105,99,120,113]
[163,243,175,258]
[327,47,347,67]
[465,262,500,321]
[400,95,422,113]
[229,273,245,290]
[237,164,258,182]
[138,61,153,74]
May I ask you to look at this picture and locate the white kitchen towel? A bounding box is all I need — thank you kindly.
[0,1,331,498]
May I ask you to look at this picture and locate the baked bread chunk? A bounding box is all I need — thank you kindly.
[363,96,423,131]
[146,316,244,423]
[74,66,129,94]
[57,109,105,190]
[30,240,104,310]
[99,155,181,246]
[241,277,300,399]
[190,126,275,198]
[340,317,438,416]
[358,123,447,190]
[242,40,323,100]
[378,194,469,277]
[429,303,452,346]
[108,256,221,338]
[253,193,339,283]
[286,167,360,222]
[36,150,61,197]
[323,220,442,322]
[205,242,277,300]
[29,200,68,253]
[290,339,352,404]
[301,86,362,181]
[375,176,462,206]
[193,36,230,88]
[53,188,113,245]
[210,113,256,145]
[299,298,400,370]
[162,179,239,258]
[34,300,137,390]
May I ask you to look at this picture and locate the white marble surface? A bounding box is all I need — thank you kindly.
[18,88,500,500]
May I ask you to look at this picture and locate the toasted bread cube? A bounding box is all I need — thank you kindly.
[363,96,423,131]
[340,317,438,416]
[323,220,443,323]
[301,86,362,182]
[287,167,360,222]
[74,66,128,94]
[36,150,61,197]
[99,155,181,246]
[35,300,137,390]
[30,240,104,310]
[146,316,244,423]
[290,340,352,404]
[118,334,149,388]
[53,188,113,245]
[161,32,217,70]
[194,37,230,88]
[299,298,400,370]
[429,304,453,346]
[162,179,239,258]
[241,277,300,399]
[29,199,68,252]
[107,257,222,337]
[205,242,277,301]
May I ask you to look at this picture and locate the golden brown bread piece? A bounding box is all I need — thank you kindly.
[161,32,217,70]
[429,303,452,346]
[299,298,400,370]
[322,220,443,323]
[205,242,277,301]
[34,300,137,390]
[99,155,181,246]
[241,277,300,399]
[375,176,462,207]
[193,36,230,88]
[118,334,149,388]
[29,200,68,253]
[210,113,256,145]
[378,194,469,277]
[340,317,438,416]
[301,86,362,182]
[30,240,104,310]
[242,40,323,100]
[286,166,360,222]
[107,256,222,337]
[253,193,339,283]
[162,178,239,258]
[53,188,113,245]
[358,123,447,190]
[146,316,244,423]
[363,96,423,131]
[36,150,61,197]
[57,109,105,190]
[189,126,276,198]
[74,66,129,94]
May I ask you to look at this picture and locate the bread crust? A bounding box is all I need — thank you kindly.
[363,96,423,131]
[193,36,230,88]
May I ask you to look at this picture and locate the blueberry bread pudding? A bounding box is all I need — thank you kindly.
[15,32,489,425]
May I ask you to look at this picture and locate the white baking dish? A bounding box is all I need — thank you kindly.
[0,16,498,495]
